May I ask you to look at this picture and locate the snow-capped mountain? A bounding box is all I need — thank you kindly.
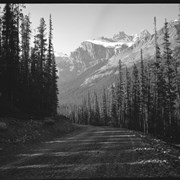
[56,20,180,105]
[133,29,151,42]
[56,40,115,84]
[113,31,134,42]
[56,29,151,83]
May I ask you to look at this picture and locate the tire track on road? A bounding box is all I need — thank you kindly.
[0,126,100,179]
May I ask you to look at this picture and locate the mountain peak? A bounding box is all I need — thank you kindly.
[96,36,115,42]
[113,31,133,42]
[133,29,151,42]
[118,31,126,35]
[140,29,150,34]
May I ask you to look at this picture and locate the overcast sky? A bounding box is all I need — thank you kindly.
[2,3,180,55]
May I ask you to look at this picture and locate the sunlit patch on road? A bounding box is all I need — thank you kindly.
[17,153,44,157]
[0,159,169,172]
[32,148,52,152]
[43,139,97,144]
[43,140,67,143]
[106,138,141,141]
[91,135,136,138]
[98,141,122,144]
[43,136,139,144]
[92,130,131,133]
[132,147,155,151]
[0,164,52,170]
[49,150,105,156]
[17,164,51,169]
[129,159,168,165]
[16,150,106,158]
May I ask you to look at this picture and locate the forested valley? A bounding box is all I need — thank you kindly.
[66,17,180,143]
[0,3,180,144]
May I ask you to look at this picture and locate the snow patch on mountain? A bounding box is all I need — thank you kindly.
[85,29,151,51]
[85,39,134,48]
[113,31,133,42]
[133,29,151,42]
[55,51,69,57]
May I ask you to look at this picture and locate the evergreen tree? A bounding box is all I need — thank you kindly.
[152,16,165,134]
[146,62,155,134]
[157,58,167,135]
[125,66,132,129]
[153,17,167,135]
[30,33,40,115]
[0,13,2,59]
[0,13,2,103]
[140,49,146,133]
[116,59,124,127]
[36,17,47,115]
[19,14,31,112]
[143,64,149,134]
[173,9,180,131]
[51,50,59,116]
[82,97,88,125]
[132,63,140,130]
[153,17,159,132]
[94,91,100,125]
[45,14,53,115]
[102,88,108,126]
[87,91,92,125]
[111,84,118,126]
[163,18,177,136]
[1,4,20,113]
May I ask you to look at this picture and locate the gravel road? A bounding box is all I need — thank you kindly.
[0,125,180,179]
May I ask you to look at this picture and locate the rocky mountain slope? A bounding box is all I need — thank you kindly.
[56,19,180,105]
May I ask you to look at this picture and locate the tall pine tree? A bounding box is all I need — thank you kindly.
[19,14,31,112]
[102,88,108,126]
[45,14,53,116]
[1,4,20,115]
[132,63,140,130]
[36,17,47,116]
[163,18,177,136]
[140,49,147,133]
[111,84,118,127]
[116,59,124,127]
[51,48,59,116]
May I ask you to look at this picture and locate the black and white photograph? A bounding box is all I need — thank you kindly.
[0,3,180,179]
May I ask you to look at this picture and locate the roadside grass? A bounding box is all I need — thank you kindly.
[0,114,88,167]
[0,114,82,145]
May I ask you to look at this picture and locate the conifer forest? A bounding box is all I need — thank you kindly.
[0,4,58,118]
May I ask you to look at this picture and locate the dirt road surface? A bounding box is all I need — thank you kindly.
[0,125,180,179]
